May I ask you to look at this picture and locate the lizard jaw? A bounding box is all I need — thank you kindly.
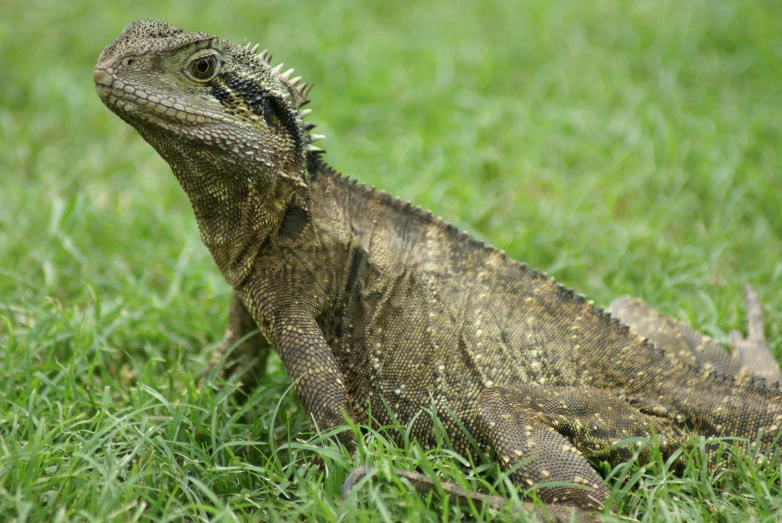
[94,67,227,127]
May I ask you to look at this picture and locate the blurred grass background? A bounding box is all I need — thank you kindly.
[1,0,780,520]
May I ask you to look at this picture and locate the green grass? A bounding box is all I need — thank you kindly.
[1,0,781,520]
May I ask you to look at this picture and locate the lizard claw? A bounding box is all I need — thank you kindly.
[342,465,376,499]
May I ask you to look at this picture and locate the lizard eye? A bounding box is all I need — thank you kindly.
[188,55,217,80]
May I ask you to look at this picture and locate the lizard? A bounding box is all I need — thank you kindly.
[93,20,782,520]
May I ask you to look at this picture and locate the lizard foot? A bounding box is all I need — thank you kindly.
[341,465,600,522]
[728,284,781,383]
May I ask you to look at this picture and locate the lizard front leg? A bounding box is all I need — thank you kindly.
[262,306,357,450]
[208,291,272,397]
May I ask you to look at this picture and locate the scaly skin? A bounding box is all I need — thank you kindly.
[94,20,782,519]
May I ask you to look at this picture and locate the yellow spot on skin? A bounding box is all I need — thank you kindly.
[525,478,535,486]
[513,449,523,458]
[540,470,551,479]
[501,455,511,463]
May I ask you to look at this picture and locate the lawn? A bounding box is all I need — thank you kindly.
[1,0,781,521]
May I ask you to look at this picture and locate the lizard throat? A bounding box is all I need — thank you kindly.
[156,139,298,288]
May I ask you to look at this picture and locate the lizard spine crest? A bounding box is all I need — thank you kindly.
[238,40,322,151]
[319,159,782,398]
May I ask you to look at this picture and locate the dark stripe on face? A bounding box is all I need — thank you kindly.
[211,72,302,151]
[220,73,269,115]
[259,94,303,151]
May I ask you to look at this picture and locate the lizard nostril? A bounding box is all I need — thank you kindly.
[93,68,113,86]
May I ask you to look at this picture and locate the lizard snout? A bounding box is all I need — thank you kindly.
[93,68,113,87]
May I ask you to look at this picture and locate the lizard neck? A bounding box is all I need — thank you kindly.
[150,134,304,288]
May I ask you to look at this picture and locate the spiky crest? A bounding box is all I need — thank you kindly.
[239,41,316,113]
[230,35,322,154]
[311,159,782,400]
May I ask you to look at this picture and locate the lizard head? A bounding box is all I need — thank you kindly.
[94,20,321,192]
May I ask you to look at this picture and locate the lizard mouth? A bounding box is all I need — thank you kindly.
[93,67,223,125]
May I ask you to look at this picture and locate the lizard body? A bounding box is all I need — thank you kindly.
[94,20,781,518]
